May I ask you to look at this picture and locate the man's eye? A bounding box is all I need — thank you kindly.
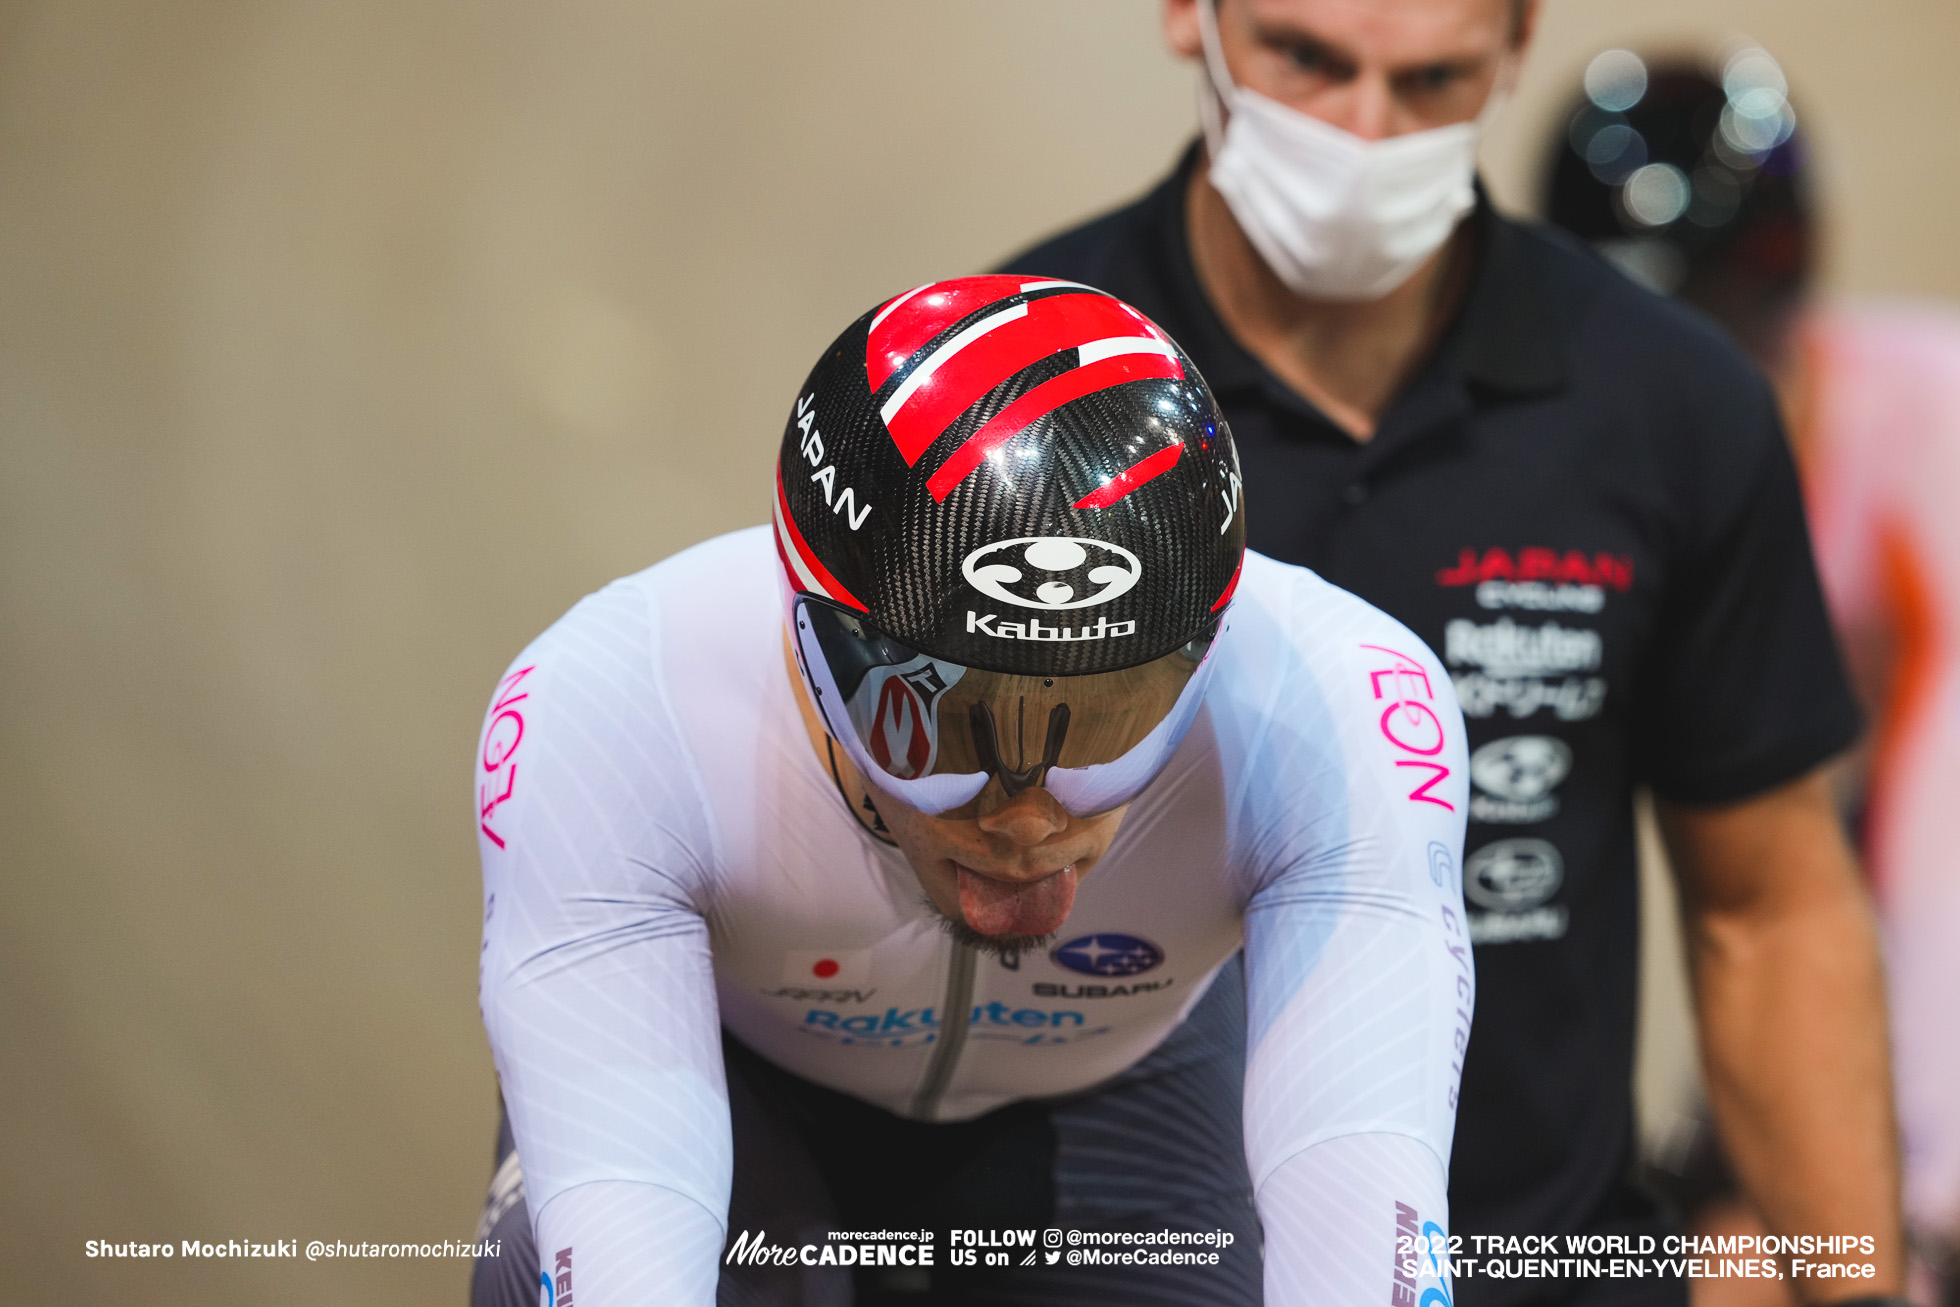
[1285,44,1331,74]
[1407,65,1461,93]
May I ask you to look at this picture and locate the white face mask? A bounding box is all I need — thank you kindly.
[1196,0,1500,302]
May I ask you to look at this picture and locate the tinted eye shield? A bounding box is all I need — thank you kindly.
[791,596,1223,819]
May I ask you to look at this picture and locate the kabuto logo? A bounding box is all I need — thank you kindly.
[962,537,1142,611]
[1051,933,1164,977]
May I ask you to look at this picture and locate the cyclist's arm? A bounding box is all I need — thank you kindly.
[475,589,731,1305]
[1239,604,1471,1306]
[530,1182,725,1304]
[484,907,728,1306]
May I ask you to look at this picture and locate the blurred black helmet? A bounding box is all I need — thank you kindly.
[1542,48,1815,354]
[773,275,1245,678]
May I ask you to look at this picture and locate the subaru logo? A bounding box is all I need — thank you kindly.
[961,536,1142,611]
[1464,838,1564,911]
[1051,933,1163,977]
[1469,735,1573,801]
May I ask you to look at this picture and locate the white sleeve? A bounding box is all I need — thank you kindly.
[1259,1134,1452,1305]
[1238,599,1472,1307]
[476,582,731,1305]
[534,1183,725,1306]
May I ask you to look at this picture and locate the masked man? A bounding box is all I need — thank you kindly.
[1000,2,1903,1304]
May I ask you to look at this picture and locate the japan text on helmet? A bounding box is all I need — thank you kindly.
[772,276,1246,818]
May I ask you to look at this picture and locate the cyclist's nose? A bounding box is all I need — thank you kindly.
[974,786,1069,848]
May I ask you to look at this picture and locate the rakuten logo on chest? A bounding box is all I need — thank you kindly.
[800,1002,1093,1048]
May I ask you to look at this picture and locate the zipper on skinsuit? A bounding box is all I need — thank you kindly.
[908,941,978,1119]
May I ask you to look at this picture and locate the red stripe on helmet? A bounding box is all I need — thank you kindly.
[865,276,1029,391]
[885,292,1155,465]
[1211,555,1244,612]
[925,351,1184,502]
[773,466,868,611]
[1073,442,1184,509]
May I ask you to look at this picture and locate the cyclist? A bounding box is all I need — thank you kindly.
[469,276,1471,1305]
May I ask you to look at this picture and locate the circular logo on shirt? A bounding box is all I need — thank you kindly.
[1051,933,1164,977]
[961,536,1142,611]
[1469,735,1573,801]
[1464,839,1564,911]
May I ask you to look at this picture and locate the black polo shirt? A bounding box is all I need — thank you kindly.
[999,148,1860,1300]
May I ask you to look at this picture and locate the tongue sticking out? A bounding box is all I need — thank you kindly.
[957,865,1078,937]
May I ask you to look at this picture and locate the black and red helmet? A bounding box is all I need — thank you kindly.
[773,276,1246,819]
[772,275,1245,678]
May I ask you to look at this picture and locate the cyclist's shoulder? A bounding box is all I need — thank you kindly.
[1204,553,1455,772]
[488,527,778,739]
[523,526,774,657]
[474,530,782,859]
[1228,551,1445,677]
[613,524,777,620]
[1203,557,1464,839]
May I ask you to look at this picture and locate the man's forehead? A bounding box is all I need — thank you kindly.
[1234,0,1515,62]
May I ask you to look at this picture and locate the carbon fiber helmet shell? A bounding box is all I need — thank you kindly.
[772,275,1246,677]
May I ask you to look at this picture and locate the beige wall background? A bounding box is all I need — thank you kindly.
[3,2,1953,1302]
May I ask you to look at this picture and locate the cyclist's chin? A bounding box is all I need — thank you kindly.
[930,910,1061,961]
